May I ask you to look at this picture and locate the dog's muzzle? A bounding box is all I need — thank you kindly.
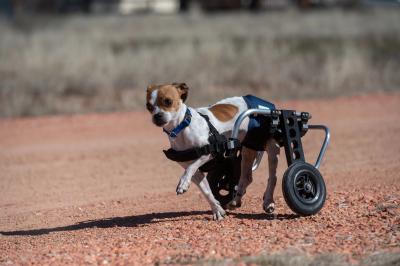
[153,113,167,126]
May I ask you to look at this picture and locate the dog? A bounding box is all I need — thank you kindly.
[146,83,280,220]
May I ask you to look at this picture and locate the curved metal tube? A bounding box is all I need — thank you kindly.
[307,125,330,169]
[230,109,272,172]
[231,109,272,139]
[230,109,330,171]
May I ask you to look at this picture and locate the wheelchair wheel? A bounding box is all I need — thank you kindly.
[282,162,326,215]
[206,155,241,209]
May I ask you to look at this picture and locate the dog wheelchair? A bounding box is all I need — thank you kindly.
[206,109,330,216]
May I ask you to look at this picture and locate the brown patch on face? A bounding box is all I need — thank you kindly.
[146,84,156,96]
[156,85,182,112]
[209,104,239,122]
[145,83,189,113]
[146,84,159,113]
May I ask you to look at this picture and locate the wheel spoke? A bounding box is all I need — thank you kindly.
[310,186,316,197]
[305,175,310,184]
[295,172,318,200]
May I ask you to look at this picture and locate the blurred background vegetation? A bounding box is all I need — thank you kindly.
[0,0,399,117]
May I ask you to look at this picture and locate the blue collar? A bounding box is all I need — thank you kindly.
[163,108,192,138]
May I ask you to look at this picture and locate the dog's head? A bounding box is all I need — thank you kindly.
[146,83,189,127]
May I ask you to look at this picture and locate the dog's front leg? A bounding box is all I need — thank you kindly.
[176,155,211,194]
[192,171,226,220]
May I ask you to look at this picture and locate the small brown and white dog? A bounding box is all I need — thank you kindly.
[146,83,280,220]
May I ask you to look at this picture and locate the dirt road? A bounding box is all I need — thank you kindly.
[1,93,399,265]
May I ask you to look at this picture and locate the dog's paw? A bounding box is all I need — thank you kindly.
[212,205,226,221]
[263,200,275,214]
[176,178,190,194]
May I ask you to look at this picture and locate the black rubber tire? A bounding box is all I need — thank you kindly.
[282,162,326,216]
[207,169,236,209]
[206,154,241,209]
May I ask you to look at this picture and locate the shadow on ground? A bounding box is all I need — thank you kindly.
[0,211,299,236]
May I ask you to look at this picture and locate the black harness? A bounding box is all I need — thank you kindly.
[163,112,238,172]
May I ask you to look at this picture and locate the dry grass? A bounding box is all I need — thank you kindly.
[203,251,400,266]
[0,8,399,117]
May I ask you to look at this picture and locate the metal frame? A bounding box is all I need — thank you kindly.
[307,125,330,169]
[229,109,330,171]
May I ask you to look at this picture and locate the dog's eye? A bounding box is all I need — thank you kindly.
[146,103,155,112]
[163,98,173,107]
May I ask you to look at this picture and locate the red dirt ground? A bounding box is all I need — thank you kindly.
[0,93,399,265]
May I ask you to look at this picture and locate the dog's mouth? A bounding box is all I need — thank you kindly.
[152,116,168,127]
[153,120,167,127]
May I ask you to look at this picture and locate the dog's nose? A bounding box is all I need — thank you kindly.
[153,113,166,126]
[153,113,163,120]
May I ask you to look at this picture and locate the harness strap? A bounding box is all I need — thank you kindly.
[198,112,229,157]
[198,112,220,137]
[163,112,228,163]
[163,145,210,162]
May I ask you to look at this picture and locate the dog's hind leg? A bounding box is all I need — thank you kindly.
[263,139,280,213]
[192,171,226,221]
[226,146,257,210]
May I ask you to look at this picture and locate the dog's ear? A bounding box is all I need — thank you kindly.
[173,82,189,103]
[146,84,157,94]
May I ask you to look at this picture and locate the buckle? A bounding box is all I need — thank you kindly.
[169,131,177,138]
[227,138,240,150]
